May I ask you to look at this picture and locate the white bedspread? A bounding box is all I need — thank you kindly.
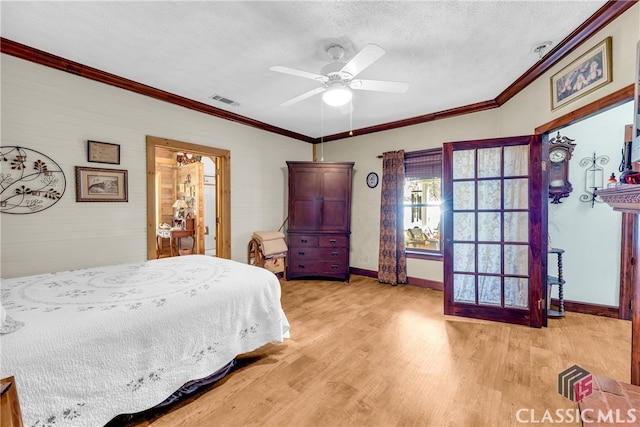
[0,255,290,427]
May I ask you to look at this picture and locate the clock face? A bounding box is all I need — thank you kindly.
[549,149,567,163]
[366,172,379,188]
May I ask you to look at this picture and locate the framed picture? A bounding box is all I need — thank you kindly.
[75,166,128,202]
[87,140,120,164]
[550,37,612,110]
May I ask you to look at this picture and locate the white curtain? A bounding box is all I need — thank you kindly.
[452,145,530,308]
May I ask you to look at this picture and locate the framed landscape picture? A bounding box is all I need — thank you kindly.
[550,37,612,110]
[75,166,128,202]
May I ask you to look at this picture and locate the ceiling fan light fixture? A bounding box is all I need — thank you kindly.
[322,84,352,107]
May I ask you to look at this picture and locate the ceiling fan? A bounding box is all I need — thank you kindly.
[270,44,409,108]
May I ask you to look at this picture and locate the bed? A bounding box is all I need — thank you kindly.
[0,255,290,427]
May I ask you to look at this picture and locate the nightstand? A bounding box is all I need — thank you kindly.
[1,376,24,427]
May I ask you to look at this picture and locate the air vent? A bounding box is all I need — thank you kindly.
[209,94,240,107]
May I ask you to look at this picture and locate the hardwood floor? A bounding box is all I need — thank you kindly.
[119,275,631,426]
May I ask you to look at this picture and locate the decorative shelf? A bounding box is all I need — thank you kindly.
[595,185,640,213]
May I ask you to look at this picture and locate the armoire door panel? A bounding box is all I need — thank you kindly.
[290,200,322,230]
[322,171,349,199]
[290,170,320,199]
[322,200,349,229]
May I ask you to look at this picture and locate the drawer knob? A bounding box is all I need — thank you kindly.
[301,239,308,243]
[298,251,305,256]
[298,265,305,269]
[329,239,337,244]
[331,252,338,257]
[331,265,339,269]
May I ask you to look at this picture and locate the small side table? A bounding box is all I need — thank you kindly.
[1,376,24,427]
[547,247,565,318]
[156,228,172,258]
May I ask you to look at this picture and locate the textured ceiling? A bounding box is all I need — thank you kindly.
[1,1,608,139]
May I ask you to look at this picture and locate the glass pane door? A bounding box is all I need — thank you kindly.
[443,136,546,327]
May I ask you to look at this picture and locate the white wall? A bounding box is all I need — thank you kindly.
[321,3,639,306]
[0,54,311,278]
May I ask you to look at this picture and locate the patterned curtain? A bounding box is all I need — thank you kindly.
[378,150,407,285]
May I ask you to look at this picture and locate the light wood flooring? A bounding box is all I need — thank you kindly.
[118,275,631,427]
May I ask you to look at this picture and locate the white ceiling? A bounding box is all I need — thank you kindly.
[1,1,608,140]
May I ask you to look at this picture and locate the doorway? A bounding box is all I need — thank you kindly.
[535,86,635,320]
[146,136,231,260]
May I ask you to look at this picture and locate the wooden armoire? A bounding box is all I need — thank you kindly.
[286,161,354,281]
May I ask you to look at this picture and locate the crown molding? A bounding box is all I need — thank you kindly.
[0,37,315,144]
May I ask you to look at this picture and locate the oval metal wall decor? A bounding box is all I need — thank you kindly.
[0,146,66,214]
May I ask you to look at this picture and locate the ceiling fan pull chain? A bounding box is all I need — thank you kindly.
[320,99,325,160]
[349,98,353,137]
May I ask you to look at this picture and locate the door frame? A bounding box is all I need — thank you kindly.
[146,136,231,260]
[535,84,635,320]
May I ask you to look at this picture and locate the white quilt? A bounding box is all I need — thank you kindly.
[0,255,290,427]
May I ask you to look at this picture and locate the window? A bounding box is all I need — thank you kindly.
[404,149,442,258]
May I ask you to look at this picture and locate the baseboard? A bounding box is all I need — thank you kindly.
[349,268,620,318]
[550,298,619,319]
[349,267,378,279]
[349,267,443,291]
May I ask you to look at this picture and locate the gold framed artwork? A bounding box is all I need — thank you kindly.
[87,140,120,164]
[75,166,128,202]
[550,37,612,111]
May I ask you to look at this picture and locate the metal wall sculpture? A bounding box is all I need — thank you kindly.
[579,151,610,208]
[0,146,66,214]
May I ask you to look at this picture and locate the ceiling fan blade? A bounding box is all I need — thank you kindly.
[270,66,327,82]
[340,44,386,78]
[280,86,326,107]
[351,79,409,93]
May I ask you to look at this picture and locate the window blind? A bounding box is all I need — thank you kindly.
[404,148,442,180]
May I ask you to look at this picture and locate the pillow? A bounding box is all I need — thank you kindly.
[0,305,24,335]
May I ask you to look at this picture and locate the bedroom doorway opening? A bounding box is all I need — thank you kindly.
[146,136,231,260]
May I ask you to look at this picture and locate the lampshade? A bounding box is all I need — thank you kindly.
[322,84,352,107]
[172,199,188,209]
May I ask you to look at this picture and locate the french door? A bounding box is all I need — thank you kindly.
[443,135,547,327]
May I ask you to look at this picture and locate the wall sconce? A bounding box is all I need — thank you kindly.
[579,151,610,207]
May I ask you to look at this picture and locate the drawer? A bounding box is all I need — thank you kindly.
[287,234,319,248]
[288,261,347,276]
[318,235,348,248]
[289,247,347,260]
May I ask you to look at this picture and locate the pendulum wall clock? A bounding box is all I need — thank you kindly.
[548,131,577,204]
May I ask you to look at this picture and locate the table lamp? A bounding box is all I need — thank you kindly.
[172,199,188,218]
